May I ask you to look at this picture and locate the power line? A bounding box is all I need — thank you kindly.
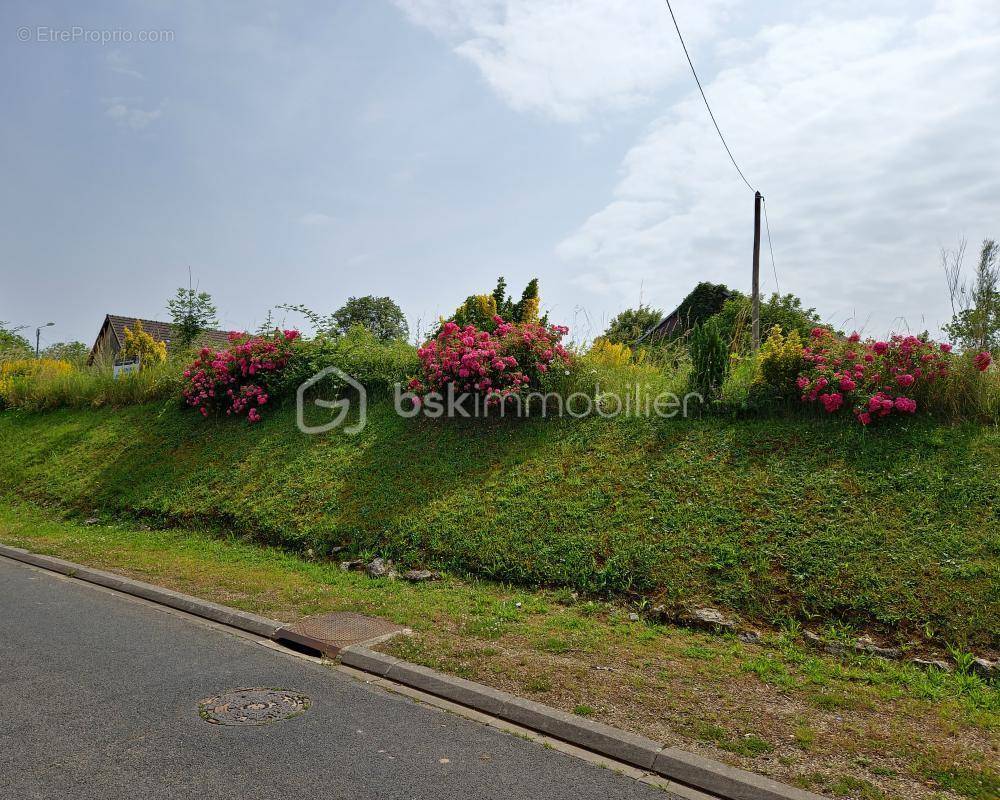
[662,0,755,193]
[762,197,780,295]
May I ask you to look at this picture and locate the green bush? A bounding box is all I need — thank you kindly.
[278,327,419,399]
[689,320,728,402]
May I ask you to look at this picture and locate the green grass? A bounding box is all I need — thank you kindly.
[0,400,997,651]
[0,498,995,800]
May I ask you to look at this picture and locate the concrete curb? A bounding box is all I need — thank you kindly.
[1,544,823,800]
[0,544,282,638]
[341,646,824,800]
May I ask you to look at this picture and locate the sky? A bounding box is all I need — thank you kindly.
[2,0,999,351]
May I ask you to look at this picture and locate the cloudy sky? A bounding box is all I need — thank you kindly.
[2,0,998,349]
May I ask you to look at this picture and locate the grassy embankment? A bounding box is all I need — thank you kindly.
[0,498,996,800]
[0,401,996,650]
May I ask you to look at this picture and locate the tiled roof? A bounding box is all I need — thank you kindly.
[103,315,232,352]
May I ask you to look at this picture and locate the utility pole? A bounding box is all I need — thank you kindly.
[752,191,762,350]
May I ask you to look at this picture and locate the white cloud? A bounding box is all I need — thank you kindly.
[103,97,162,130]
[394,0,734,121]
[298,211,336,226]
[557,2,1000,335]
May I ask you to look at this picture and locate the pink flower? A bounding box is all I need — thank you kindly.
[873,341,888,355]
[819,392,843,413]
[940,343,953,353]
[857,411,872,425]
[839,376,857,392]
[848,332,861,343]
[895,373,915,387]
[974,351,992,371]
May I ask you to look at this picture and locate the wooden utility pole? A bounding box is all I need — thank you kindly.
[752,191,762,350]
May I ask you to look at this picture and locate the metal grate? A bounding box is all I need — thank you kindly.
[198,688,310,726]
[275,611,406,656]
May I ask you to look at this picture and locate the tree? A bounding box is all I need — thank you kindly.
[601,305,664,345]
[944,239,1000,352]
[41,341,89,366]
[712,292,822,351]
[332,296,408,341]
[0,322,31,361]
[167,287,218,347]
[450,277,544,333]
[120,321,167,368]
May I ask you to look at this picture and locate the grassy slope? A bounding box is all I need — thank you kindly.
[0,402,997,649]
[1,499,996,800]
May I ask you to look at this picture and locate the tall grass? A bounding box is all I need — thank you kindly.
[0,361,182,411]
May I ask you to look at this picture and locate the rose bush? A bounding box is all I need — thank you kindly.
[181,329,300,422]
[409,316,570,406]
[797,329,951,425]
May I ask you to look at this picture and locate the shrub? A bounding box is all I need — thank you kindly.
[601,305,663,345]
[757,326,805,394]
[279,326,419,398]
[0,359,73,407]
[410,316,570,406]
[688,320,728,402]
[181,329,300,423]
[449,277,545,333]
[121,320,167,368]
[797,329,951,424]
[587,338,633,367]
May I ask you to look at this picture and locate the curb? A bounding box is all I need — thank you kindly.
[1,545,823,800]
[341,646,823,800]
[0,544,282,638]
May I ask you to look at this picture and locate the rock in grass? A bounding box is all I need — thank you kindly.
[83,517,100,525]
[340,559,365,572]
[681,606,739,632]
[911,657,953,672]
[402,569,440,583]
[853,636,901,660]
[971,657,998,679]
[366,558,396,579]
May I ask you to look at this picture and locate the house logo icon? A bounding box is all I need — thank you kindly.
[296,367,367,435]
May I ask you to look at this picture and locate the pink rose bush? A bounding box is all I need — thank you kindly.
[408,316,570,406]
[181,329,300,423]
[797,328,951,425]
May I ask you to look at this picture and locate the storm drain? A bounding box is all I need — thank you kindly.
[198,688,310,726]
[275,611,407,657]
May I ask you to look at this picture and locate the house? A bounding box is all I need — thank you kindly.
[87,314,231,365]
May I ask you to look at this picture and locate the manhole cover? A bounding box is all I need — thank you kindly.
[198,688,310,726]
[275,611,407,656]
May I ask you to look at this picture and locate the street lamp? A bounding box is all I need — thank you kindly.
[35,322,54,359]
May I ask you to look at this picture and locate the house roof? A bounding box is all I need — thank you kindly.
[89,314,232,362]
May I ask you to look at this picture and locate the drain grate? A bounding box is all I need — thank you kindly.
[198,688,310,726]
[275,611,407,656]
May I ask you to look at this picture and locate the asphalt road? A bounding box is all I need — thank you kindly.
[0,557,673,800]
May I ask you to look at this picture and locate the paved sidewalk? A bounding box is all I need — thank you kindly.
[0,557,676,800]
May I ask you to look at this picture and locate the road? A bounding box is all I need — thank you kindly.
[0,557,674,800]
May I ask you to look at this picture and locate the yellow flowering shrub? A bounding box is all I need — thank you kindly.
[0,358,73,405]
[587,338,633,367]
[756,326,804,390]
[121,320,167,368]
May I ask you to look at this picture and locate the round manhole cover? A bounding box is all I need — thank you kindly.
[198,688,311,726]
